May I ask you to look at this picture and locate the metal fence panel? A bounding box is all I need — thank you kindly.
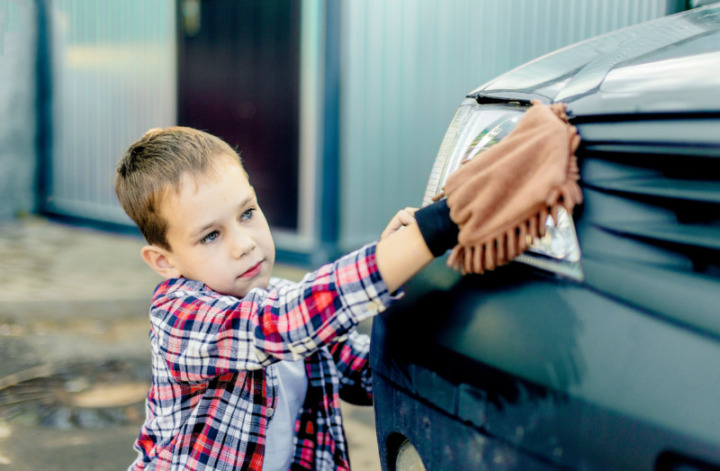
[46,0,176,225]
[0,0,36,219]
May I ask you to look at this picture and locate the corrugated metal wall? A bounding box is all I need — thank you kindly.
[46,0,175,225]
[338,0,672,250]
[0,0,36,219]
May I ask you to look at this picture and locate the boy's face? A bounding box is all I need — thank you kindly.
[145,154,275,298]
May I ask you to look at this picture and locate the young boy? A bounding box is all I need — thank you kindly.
[115,126,459,470]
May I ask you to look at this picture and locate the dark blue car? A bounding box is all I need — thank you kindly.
[371,5,720,470]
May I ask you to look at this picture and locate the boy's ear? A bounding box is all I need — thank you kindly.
[141,245,182,279]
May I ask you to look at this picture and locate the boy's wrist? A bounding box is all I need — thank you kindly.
[414,199,459,257]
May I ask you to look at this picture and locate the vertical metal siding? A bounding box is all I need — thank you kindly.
[0,0,37,219]
[339,0,670,249]
[46,0,176,225]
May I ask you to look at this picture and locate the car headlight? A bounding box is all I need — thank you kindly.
[424,98,584,281]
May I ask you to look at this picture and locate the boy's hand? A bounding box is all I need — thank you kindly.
[381,207,418,240]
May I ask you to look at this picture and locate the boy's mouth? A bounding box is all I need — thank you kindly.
[239,261,263,280]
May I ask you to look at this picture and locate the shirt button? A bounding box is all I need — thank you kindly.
[267,407,275,417]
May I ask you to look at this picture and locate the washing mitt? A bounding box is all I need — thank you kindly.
[438,100,583,274]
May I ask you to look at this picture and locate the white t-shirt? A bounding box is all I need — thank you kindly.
[263,359,308,471]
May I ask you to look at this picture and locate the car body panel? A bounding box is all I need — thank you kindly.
[371,260,720,469]
[472,6,720,115]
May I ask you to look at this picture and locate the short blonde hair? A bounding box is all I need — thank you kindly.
[115,126,243,250]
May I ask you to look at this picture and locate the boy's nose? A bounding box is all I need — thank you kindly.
[229,229,255,259]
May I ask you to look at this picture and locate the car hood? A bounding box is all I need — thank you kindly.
[471,5,720,116]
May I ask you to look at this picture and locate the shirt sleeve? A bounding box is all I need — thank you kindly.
[150,243,398,384]
[330,330,374,406]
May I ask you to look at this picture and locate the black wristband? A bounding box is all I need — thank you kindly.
[414,199,459,257]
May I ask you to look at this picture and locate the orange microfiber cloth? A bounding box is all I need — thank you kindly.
[439,100,583,274]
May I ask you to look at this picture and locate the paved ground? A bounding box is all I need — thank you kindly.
[0,217,380,470]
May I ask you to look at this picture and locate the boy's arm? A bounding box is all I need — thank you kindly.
[376,221,433,294]
[376,199,459,293]
[329,330,373,406]
[152,200,457,384]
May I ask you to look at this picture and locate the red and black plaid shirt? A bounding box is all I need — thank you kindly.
[129,244,399,470]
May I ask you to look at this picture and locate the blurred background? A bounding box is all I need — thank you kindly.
[0,0,694,266]
[0,1,702,469]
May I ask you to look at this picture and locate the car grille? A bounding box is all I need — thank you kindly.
[572,114,720,338]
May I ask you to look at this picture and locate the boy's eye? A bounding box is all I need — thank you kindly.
[241,208,255,221]
[200,230,219,245]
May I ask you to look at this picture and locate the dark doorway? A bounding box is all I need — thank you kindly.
[177,0,301,231]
